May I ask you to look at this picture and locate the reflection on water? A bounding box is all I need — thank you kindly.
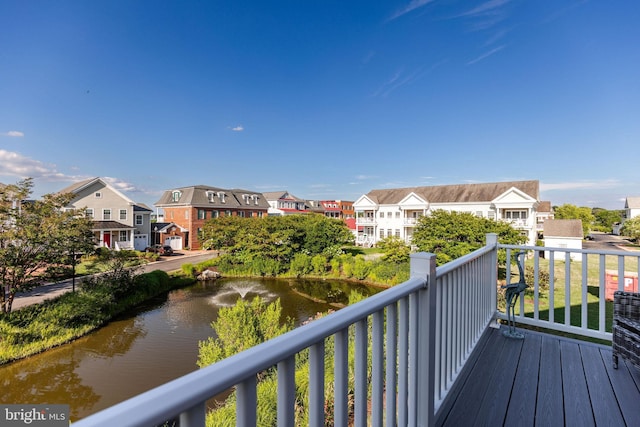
[0,278,381,422]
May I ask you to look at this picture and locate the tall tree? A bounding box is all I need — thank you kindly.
[592,208,624,230]
[411,210,527,265]
[0,179,94,313]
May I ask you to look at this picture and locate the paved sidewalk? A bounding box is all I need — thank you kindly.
[11,250,217,310]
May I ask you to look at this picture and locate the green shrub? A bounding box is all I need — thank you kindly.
[311,254,327,275]
[352,255,370,280]
[290,253,312,277]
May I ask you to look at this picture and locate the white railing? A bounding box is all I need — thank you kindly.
[356,218,376,225]
[497,244,640,341]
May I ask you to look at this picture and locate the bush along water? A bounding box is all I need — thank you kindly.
[0,268,194,365]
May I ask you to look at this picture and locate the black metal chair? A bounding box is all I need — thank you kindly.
[612,291,640,370]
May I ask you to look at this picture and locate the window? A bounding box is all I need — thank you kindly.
[198,209,206,220]
[119,209,127,220]
[395,212,400,219]
[94,192,102,198]
[218,192,226,203]
[172,191,181,202]
[476,211,483,217]
[387,212,392,218]
[211,210,219,218]
[119,231,127,241]
[258,211,264,218]
[379,212,384,218]
[225,210,231,217]
[505,210,528,220]
[86,208,94,218]
[239,211,245,217]
[379,229,384,238]
[395,229,401,237]
[488,211,496,220]
[103,209,111,220]
[135,214,143,225]
[387,229,392,237]
[206,191,216,202]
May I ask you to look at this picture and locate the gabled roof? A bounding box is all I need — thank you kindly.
[59,177,136,205]
[543,219,583,238]
[625,197,640,209]
[363,180,539,205]
[151,222,187,233]
[262,191,304,202]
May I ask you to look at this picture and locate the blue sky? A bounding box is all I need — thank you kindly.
[1,0,639,210]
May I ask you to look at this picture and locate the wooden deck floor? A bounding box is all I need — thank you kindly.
[436,327,640,426]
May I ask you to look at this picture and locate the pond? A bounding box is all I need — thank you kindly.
[0,278,381,422]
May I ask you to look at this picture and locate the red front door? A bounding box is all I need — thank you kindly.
[103,232,111,248]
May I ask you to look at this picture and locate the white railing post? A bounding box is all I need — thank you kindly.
[485,233,498,321]
[411,252,436,427]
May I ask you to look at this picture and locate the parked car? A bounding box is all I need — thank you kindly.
[145,244,174,256]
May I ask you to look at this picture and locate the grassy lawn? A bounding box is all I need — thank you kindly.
[515,253,640,336]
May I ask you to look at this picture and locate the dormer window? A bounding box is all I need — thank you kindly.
[218,192,226,203]
[206,191,216,203]
[171,191,181,202]
[253,195,259,205]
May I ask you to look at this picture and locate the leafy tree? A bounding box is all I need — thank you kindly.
[0,179,94,313]
[553,204,595,236]
[377,236,410,263]
[200,215,353,273]
[592,208,623,231]
[621,217,640,243]
[411,210,527,265]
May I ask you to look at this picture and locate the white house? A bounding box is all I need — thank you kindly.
[543,219,583,261]
[613,197,640,235]
[262,191,308,216]
[60,177,152,251]
[353,180,540,247]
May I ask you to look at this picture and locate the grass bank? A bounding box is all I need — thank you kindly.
[0,270,195,365]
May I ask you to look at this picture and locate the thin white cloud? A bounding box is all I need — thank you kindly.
[231,125,244,132]
[389,0,436,21]
[541,180,620,192]
[355,175,376,181]
[102,176,140,193]
[460,0,511,17]
[4,131,24,137]
[466,44,506,65]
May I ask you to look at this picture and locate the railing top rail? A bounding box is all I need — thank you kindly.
[74,273,430,427]
[498,243,640,258]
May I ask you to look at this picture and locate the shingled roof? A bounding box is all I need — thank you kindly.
[625,197,640,209]
[543,219,583,238]
[155,185,270,209]
[364,180,539,205]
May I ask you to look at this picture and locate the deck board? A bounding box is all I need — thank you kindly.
[504,333,541,427]
[560,340,594,426]
[535,334,564,426]
[437,328,640,427]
